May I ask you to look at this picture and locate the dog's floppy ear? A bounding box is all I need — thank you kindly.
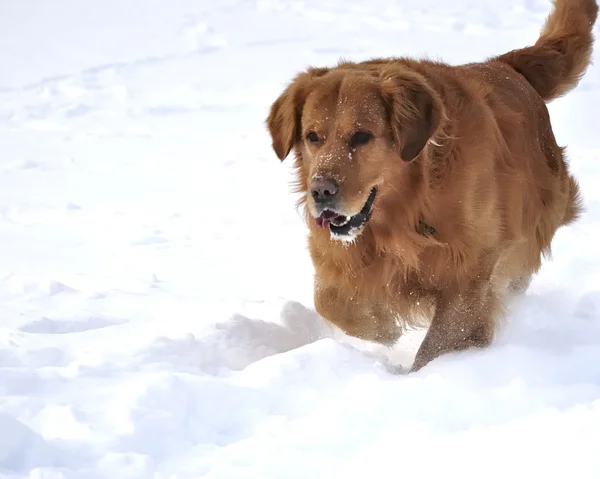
[266,68,329,161]
[380,70,445,162]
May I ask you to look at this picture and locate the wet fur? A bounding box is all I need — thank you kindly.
[266,0,597,371]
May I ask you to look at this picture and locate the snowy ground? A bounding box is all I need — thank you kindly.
[1,0,600,477]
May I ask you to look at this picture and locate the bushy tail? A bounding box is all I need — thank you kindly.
[493,0,598,102]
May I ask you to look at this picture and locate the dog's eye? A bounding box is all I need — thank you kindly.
[306,132,319,144]
[350,131,372,148]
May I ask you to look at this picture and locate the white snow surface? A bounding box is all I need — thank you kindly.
[1,0,600,477]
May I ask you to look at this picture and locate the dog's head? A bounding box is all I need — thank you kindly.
[266,63,445,242]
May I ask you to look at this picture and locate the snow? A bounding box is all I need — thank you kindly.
[0,0,599,477]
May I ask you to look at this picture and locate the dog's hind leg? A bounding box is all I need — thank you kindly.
[508,274,532,295]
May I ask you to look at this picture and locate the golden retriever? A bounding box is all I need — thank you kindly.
[266,0,598,371]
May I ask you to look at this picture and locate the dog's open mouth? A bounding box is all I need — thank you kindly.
[315,188,377,237]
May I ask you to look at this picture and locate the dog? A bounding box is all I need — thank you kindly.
[266,0,598,371]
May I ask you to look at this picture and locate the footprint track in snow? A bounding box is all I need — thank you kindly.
[19,316,128,335]
[0,45,224,96]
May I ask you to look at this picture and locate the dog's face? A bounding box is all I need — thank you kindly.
[267,65,443,242]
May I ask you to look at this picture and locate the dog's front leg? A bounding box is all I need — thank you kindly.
[411,280,500,371]
[314,285,402,346]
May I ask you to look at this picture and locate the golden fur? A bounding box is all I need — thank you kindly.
[266,0,598,371]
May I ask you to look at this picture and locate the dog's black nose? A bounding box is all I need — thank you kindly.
[310,177,339,203]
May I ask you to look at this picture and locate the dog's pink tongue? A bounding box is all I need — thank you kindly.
[315,217,330,228]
